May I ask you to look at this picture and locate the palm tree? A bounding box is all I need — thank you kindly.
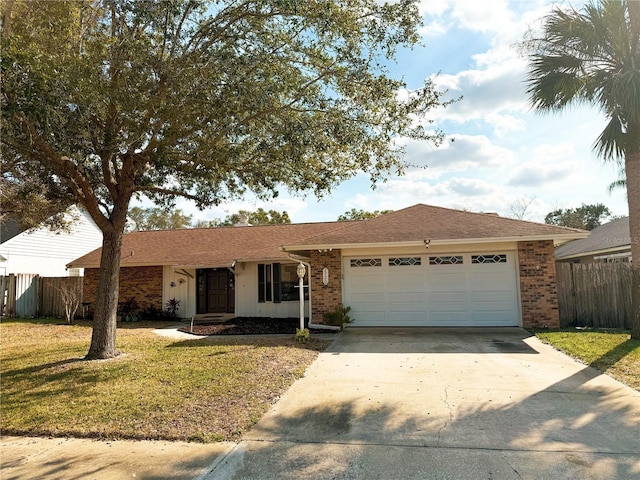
[608,161,627,194]
[525,0,640,339]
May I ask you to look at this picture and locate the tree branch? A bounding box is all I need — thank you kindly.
[15,112,110,232]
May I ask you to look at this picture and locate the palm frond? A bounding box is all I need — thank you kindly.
[607,178,627,194]
[525,0,639,161]
[594,114,626,160]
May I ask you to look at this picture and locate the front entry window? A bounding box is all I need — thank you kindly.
[258,263,308,303]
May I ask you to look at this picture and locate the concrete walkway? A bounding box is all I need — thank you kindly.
[205,328,640,480]
[0,436,234,480]
[2,328,639,479]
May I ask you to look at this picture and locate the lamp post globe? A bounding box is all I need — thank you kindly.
[297,263,306,279]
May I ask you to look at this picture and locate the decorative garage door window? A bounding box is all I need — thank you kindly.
[472,254,507,264]
[429,255,463,265]
[350,258,382,267]
[389,257,422,266]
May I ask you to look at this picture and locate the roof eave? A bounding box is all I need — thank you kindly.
[281,233,589,252]
[556,245,631,260]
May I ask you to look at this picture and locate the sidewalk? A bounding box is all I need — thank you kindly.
[0,435,234,480]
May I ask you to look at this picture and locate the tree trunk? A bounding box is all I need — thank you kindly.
[626,148,640,340]
[628,0,640,341]
[85,228,123,359]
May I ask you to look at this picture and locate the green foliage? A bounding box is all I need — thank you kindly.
[1,0,447,222]
[337,208,394,221]
[544,203,611,230]
[322,304,353,328]
[218,208,292,226]
[295,328,310,343]
[0,0,448,357]
[127,207,192,232]
[524,0,640,161]
[164,298,181,318]
[117,297,139,322]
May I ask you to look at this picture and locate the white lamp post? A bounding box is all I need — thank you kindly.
[296,263,306,331]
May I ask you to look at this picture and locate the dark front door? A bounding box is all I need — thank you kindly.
[197,269,235,314]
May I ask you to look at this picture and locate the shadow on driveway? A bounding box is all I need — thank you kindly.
[210,327,640,480]
[326,327,539,354]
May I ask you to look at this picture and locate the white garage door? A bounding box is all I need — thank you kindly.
[343,252,520,327]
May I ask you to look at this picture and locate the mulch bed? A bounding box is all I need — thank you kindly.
[178,317,338,336]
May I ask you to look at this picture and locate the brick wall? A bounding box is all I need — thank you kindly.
[517,240,560,329]
[310,249,342,324]
[83,266,163,313]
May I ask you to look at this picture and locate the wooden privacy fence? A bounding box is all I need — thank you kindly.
[556,262,633,329]
[0,274,83,319]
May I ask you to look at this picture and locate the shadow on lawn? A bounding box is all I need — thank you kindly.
[164,336,331,352]
[1,357,87,379]
[589,338,639,369]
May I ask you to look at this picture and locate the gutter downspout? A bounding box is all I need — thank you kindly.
[286,253,340,331]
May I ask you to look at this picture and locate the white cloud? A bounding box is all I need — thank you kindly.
[432,63,528,124]
[485,113,527,136]
[507,143,578,187]
[401,134,515,176]
[449,0,513,33]
[419,20,448,37]
[445,177,495,196]
[508,164,574,187]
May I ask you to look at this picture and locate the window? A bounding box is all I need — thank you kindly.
[389,257,421,266]
[258,264,272,302]
[429,255,463,265]
[471,254,507,264]
[350,258,382,267]
[280,263,307,301]
[258,263,308,302]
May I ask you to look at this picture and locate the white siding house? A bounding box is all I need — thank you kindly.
[0,207,102,277]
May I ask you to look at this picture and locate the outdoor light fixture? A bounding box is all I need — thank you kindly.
[297,263,306,331]
[297,263,306,280]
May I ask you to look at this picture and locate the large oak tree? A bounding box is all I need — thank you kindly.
[1,0,447,358]
[525,0,640,339]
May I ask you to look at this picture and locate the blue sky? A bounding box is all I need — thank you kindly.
[173,0,629,225]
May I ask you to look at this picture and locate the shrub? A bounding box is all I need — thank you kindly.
[322,304,353,329]
[295,328,310,342]
[118,297,140,322]
[164,298,181,318]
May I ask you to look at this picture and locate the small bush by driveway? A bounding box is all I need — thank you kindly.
[535,329,640,391]
[0,318,331,442]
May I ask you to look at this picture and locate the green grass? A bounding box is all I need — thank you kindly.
[0,317,330,442]
[535,329,640,391]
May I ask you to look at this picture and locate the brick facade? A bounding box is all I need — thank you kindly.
[83,266,163,313]
[517,240,560,329]
[310,249,342,324]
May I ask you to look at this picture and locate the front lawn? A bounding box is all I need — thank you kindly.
[535,329,640,391]
[0,318,331,442]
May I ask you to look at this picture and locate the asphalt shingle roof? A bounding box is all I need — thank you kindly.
[555,217,630,260]
[68,221,350,268]
[69,204,587,268]
[284,204,587,248]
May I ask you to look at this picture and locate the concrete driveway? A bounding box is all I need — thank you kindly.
[206,327,640,480]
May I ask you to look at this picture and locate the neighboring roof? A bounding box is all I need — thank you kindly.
[555,217,630,260]
[68,221,350,269]
[283,204,588,250]
[69,204,589,269]
[0,219,22,244]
